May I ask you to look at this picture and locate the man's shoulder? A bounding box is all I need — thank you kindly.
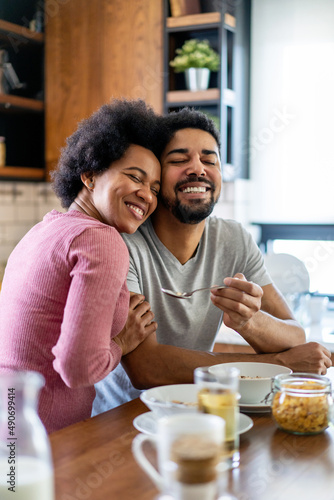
[121,219,153,251]
[204,217,251,254]
[206,216,244,235]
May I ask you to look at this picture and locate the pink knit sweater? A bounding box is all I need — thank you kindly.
[0,210,129,433]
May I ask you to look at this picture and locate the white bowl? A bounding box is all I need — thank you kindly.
[140,384,199,418]
[209,362,292,404]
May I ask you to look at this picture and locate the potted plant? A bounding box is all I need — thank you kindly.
[169,39,220,91]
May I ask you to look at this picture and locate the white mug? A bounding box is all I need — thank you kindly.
[132,413,225,500]
[308,296,329,324]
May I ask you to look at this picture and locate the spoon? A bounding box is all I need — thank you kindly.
[161,284,227,299]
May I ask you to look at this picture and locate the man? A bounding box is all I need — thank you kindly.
[93,108,332,414]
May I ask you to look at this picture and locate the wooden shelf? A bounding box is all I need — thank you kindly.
[166,12,235,30]
[0,94,44,113]
[167,88,220,104]
[0,19,44,44]
[0,166,44,180]
[166,88,235,108]
[167,12,221,29]
[224,13,236,29]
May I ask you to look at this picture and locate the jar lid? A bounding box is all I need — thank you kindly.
[273,372,331,394]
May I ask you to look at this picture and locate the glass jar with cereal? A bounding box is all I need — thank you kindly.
[271,373,334,435]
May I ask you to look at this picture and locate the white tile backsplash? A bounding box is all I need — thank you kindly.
[0,225,6,243]
[16,204,37,222]
[15,183,36,203]
[0,181,64,264]
[0,183,17,203]
[0,204,16,223]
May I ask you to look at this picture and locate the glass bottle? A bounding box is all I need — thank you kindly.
[271,372,334,435]
[0,370,55,499]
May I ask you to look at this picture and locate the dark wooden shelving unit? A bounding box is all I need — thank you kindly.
[163,0,250,180]
[0,93,43,113]
[0,19,44,44]
[0,166,44,180]
[0,2,44,181]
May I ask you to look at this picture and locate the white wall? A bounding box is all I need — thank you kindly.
[249,0,334,223]
[0,182,63,273]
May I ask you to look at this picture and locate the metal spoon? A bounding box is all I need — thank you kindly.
[161,284,227,299]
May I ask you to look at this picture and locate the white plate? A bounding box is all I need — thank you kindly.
[133,411,253,436]
[239,402,271,414]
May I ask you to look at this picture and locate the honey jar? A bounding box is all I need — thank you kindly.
[271,373,333,435]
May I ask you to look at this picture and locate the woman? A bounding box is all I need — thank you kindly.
[0,99,162,432]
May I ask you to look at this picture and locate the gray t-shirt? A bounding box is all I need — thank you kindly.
[92,217,271,414]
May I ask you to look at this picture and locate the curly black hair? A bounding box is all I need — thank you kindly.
[52,99,165,208]
[159,107,221,152]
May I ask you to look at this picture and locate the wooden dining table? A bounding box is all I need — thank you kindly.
[50,397,334,500]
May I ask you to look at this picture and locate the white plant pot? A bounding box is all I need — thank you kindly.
[184,68,210,91]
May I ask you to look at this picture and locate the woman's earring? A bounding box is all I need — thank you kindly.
[88,182,94,188]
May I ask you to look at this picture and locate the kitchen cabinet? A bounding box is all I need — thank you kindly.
[1,0,163,182]
[45,0,163,180]
[163,0,250,179]
[0,1,44,181]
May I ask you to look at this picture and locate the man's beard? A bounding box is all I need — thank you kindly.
[159,185,218,224]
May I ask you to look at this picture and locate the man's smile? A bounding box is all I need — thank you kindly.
[179,186,209,193]
[176,179,214,203]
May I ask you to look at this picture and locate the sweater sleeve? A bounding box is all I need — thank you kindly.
[52,226,129,388]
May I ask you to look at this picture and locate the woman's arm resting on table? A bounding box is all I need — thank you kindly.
[210,277,306,353]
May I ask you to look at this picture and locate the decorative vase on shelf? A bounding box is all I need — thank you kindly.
[184,68,210,91]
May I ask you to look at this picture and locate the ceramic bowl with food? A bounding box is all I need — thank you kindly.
[140,384,199,417]
[209,362,292,405]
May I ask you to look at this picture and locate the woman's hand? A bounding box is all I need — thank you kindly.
[113,293,157,355]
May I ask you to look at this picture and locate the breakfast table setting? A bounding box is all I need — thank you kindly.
[50,365,334,500]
